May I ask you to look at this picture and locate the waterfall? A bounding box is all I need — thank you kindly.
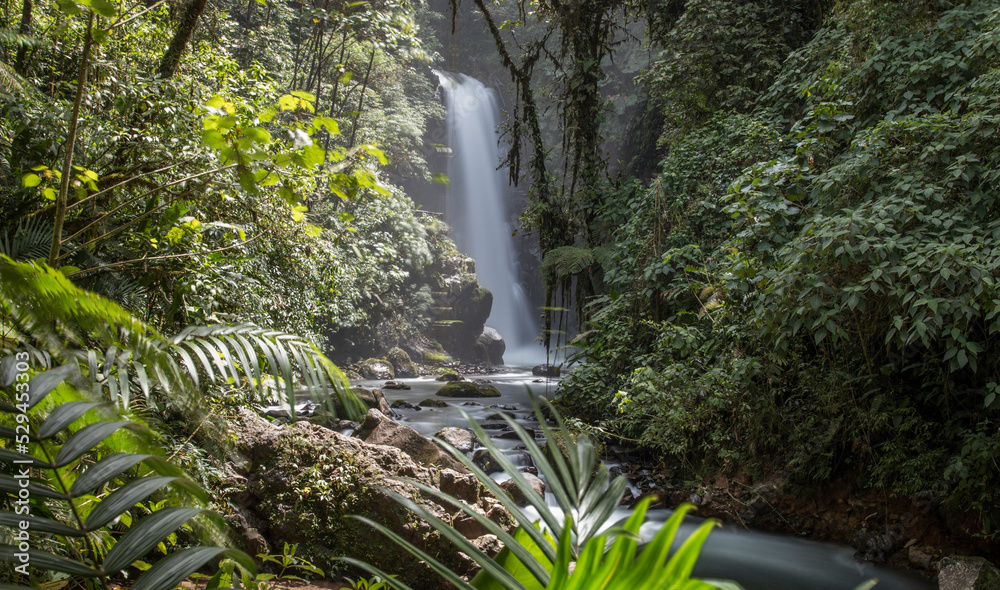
[437,72,539,365]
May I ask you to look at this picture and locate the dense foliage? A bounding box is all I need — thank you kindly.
[554,0,1000,541]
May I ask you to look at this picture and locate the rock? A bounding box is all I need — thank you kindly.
[435,427,475,453]
[499,473,546,506]
[420,398,448,408]
[435,369,464,381]
[531,363,560,377]
[387,347,418,378]
[461,401,481,406]
[490,404,519,411]
[497,428,533,440]
[382,380,411,390]
[473,449,504,474]
[485,412,514,422]
[358,358,395,380]
[265,408,291,420]
[371,389,393,415]
[224,409,513,589]
[908,545,936,570]
[436,381,502,398]
[391,399,420,411]
[475,327,506,365]
[353,409,467,473]
[939,556,1000,590]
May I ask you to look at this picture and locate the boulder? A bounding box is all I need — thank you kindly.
[382,380,411,390]
[939,556,1000,590]
[224,409,513,589]
[499,473,546,506]
[435,427,476,453]
[353,409,467,473]
[419,398,449,408]
[531,363,560,378]
[476,327,506,365]
[359,358,395,380]
[388,347,419,378]
[473,449,504,474]
[437,381,501,398]
[435,369,464,381]
[391,400,420,411]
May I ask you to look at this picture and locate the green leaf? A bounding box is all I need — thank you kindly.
[70,452,155,496]
[90,0,115,17]
[0,544,100,577]
[131,547,250,590]
[84,476,182,531]
[0,511,83,536]
[103,508,207,572]
[0,474,63,499]
[27,363,80,408]
[53,421,134,467]
[38,401,104,439]
[21,173,41,187]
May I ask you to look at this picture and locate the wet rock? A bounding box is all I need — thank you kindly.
[498,428,533,440]
[475,327,506,365]
[371,389,393,416]
[473,378,495,384]
[473,449,504,474]
[435,369,464,381]
[490,404,519,411]
[437,381,502,398]
[907,544,936,570]
[265,408,291,420]
[499,473,546,506]
[435,427,476,453]
[938,555,1000,590]
[485,412,514,422]
[388,347,418,378]
[353,409,466,472]
[461,401,481,406]
[382,380,411,390]
[358,358,395,380]
[224,409,513,589]
[420,398,449,408]
[336,419,359,431]
[531,363,560,377]
[390,400,420,411]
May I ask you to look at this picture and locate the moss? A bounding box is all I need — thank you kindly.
[436,381,501,397]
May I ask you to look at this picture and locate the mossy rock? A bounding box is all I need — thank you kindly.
[436,381,501,398]
[225,409,513,589]
[419,398,448,408]
[358,358,394,380]
[434,368,463,381]
[387,347,418,378]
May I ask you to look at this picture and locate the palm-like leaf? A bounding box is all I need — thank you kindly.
[0,219,54,262]
[0,256,364,419]
[0,361,255,588]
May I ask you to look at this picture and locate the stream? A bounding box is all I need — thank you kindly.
[354,369,934,590]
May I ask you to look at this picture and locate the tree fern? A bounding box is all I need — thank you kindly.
[540,245,615,278]
[0,256,365,420]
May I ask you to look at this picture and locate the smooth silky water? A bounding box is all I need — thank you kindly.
[356,371,933,590]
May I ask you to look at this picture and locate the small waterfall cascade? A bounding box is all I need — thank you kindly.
[436,72,539,364]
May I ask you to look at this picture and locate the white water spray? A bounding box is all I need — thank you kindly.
[436,72,540,365]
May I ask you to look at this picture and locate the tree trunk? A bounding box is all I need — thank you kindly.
[49,15,94,267]
[347,45,375,148]
[14,0,32,73]
[157,0,209,78]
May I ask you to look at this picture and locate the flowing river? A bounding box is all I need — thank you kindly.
[354,369,933,590]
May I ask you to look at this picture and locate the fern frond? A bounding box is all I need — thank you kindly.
[0,256,364,420]
[540,245,597,277]
[0,60,32,98]
[0,218,54,261]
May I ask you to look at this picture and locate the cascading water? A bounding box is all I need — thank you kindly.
[437,72,540,365]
